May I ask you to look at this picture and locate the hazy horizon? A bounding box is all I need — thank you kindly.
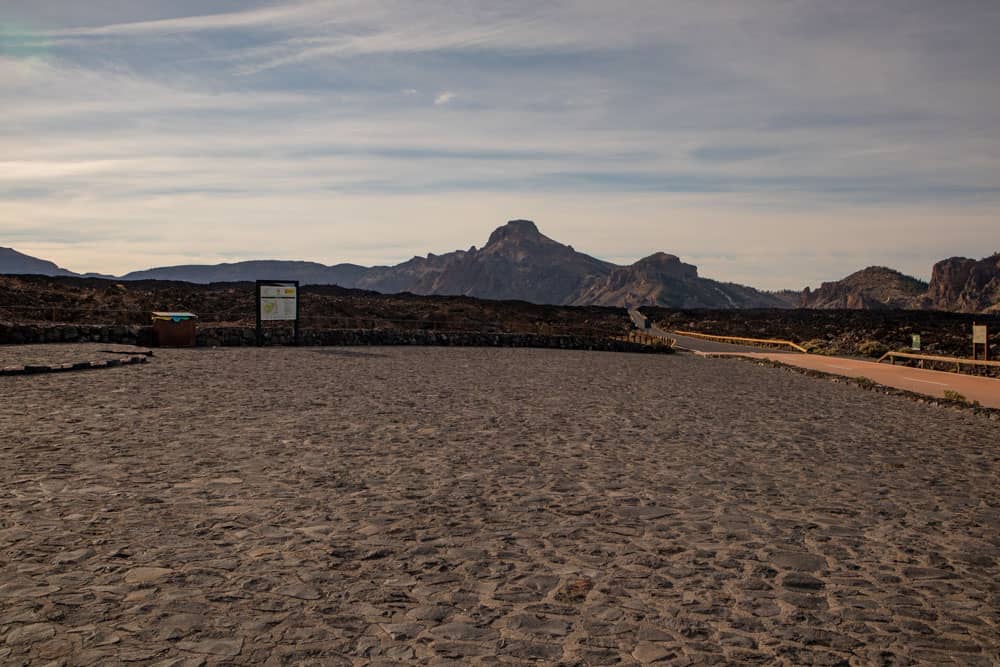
[3,1,999,289]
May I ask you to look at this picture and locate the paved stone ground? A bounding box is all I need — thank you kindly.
[1,346,997,666]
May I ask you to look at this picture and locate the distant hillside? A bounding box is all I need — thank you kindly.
[800,266,928,310]
[121,260,368,286]
[0,247,78,277]
[567,252,795,308]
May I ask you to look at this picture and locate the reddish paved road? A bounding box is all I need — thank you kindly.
[709,351,1000,409]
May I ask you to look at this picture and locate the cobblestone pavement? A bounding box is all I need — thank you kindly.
[1,346,997,665]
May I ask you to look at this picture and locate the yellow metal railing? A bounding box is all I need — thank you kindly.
[670,330,807,353]
[877,350,1000,371]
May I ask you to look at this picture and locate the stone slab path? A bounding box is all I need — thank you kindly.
[1,347,997,665]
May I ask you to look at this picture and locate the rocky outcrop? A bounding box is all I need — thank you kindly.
[924,254,1000,313]
[569,252,793,308]
[567,253,695,307]
[799,267,927,310]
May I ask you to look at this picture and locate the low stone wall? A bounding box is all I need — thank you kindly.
[198,326,671,353]
[0,322,671,354]
[0,322,151,346]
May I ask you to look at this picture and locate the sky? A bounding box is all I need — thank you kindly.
[2,0,999,289]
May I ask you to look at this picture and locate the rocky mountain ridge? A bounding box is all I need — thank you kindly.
[924,254,1000,313]
[3,223,998,312]
[799,266,929,310]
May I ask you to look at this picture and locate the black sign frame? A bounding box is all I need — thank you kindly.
[255,280,300,346]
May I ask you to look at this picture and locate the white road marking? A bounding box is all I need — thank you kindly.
[826,365,854,370]
[902,376,949,386]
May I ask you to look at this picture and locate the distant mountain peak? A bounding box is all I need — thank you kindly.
[486,219,544,245]
[634,252,684,267]
[641,252,678,261]
[625,252,698,279]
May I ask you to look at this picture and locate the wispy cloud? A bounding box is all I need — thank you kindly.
[434,91,455,106]
[41,2,327,37]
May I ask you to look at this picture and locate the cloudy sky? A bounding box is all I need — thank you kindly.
[2,1,998,288]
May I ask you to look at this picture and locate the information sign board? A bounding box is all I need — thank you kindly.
[255,280,300,345]
[911,334,921,351]
[260,284,297,321]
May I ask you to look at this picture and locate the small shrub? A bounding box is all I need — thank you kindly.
[858,340,888,358]
[853,376,877,390]
[942,390,981,407]
[943,389,966,403]
[803,338,830,354]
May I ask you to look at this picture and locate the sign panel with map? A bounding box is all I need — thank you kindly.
[255,280,300,345]
[260,284,297,321]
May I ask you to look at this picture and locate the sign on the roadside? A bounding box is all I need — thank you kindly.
[972,324,988,361]
[911,334,921,351]
[256,280,300,346]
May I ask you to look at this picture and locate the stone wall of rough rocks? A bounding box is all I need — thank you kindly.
[0,322,671,354]
[0,322,149,346]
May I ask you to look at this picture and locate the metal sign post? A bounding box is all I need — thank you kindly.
[972,323,988,361]
[255,280,300,346]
